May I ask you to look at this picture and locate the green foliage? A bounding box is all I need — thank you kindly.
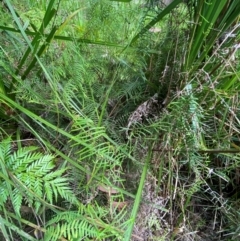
[0,0,240,240]
[45,211,97,241]
[0,137,77,215]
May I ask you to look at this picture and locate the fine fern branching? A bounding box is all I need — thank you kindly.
[0,137,77,215]
[44,211,99,241]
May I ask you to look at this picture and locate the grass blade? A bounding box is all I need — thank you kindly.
[128,0,183,46]
[124,143,153,240]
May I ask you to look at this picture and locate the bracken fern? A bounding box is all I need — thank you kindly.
[0,137,77,215]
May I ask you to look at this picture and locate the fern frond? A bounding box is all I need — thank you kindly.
[0,137,12,163]
[0,138,77,214]
[10,147,40,172]
[45,211,99,241]
[12,188,23,216]
[118,78,146,101]
[0,182,9,207]
[33,178,43,198]
[43,168,66,181]
[49,178,77,203]
[42,181,53,204]
[44,223,62,241]
[26,154,55,174]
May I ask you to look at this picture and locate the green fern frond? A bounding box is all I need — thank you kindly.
[116,78,146,101]
[12,188,23,216]
[26,154,55,174]
[42,181,53,204]
[0,138,77,214]
[0,182,9,207]
[44,223,62,241]
[0,137,12,162]
[45,211,99,241]
[48,177,76,203]
[43,168,66,181]
[11,148,43,172]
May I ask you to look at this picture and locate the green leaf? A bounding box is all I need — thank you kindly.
[124,143,153,240]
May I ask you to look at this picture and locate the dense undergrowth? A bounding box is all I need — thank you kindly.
[0,0,240,240]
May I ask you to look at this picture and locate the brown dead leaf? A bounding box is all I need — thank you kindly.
[98,185,119,194]
[111,201,128,210]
